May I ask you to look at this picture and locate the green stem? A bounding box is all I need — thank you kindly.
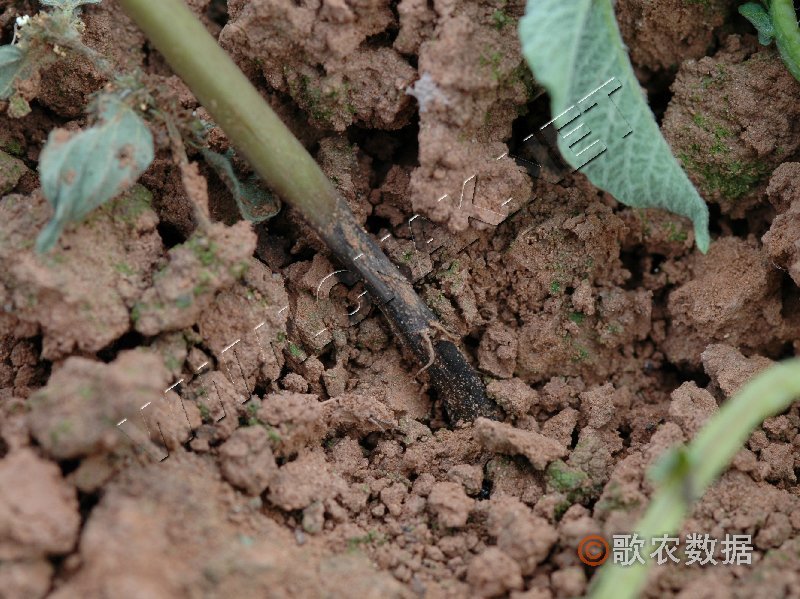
[116,0,336,230]
[589,358,800,599]
[771,0,800,81]
[115,0,499,423]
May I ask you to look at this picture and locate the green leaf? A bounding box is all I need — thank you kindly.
[518,0,710,252]
[201,148,281,223]
[739,2,776,45]
[40,0,102,8]
[0,45,27,100]
[36,94,154,252]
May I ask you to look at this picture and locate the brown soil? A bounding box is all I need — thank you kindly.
[2,1,800,598]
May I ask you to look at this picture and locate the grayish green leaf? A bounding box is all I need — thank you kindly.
[519,0,710,252]
[0,45,27,100]
[739,2,776,45]
[201,148,281,223]
[36,94,154,252]
[40,0,102,8]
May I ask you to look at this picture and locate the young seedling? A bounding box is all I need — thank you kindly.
[589,358,800,599]
[0,1,157,251]
[1,0,108,118]
[116,0,499,423]
[739,0,800,81]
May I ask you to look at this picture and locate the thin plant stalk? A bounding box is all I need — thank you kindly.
[589,358,800,599]
[771,0,800,81]
[115,0,499,422]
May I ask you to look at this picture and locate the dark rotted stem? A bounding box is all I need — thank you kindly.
[116,0,499,422]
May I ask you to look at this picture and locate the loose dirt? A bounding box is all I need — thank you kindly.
[2,0,800,597]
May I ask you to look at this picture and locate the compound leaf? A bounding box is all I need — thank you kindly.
[519,0,710,252]
[36,94,154,252]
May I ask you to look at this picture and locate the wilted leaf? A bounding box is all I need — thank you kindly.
[201,148,281,223]
[519,0,711,252]
[36,94,154,252]
[0,45,27,100]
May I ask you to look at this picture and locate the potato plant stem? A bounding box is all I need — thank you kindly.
[116,0,499,422]
[589,358,800,599]
[771,0,800,81]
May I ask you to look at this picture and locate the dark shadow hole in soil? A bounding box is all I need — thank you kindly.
[628,253,672,299]
[780,272,800,333]
[206,0,229,27]
[359,431,382,452]
[478,477,492,500]
[645,69,679,126]
[30,334,53,386]
[252,381,270,398]
[96,331,146,364]
[78,490,102,524]
[508,93,552,156]
[776,340,796,361]
[708,202,725,236]
[364,213,394,237]
[317,344,337,370]
[287,238,318,263]
[349,120,421,186]
[59,458,82,477]
[366,0,400,47]
[618,423,632,450]
[649,254,666,275]
[664,360,710,392]
[618,249,654,290]
[747,205,777,239]
[47,554,68,584]
[727,215,751,238]
[256,228,293,270]
[569,425,580,450]
[706,203,751,240]
[365,29,398,49]
[157,221,185,249]
[462,332,480,360]
[0,437,7,459]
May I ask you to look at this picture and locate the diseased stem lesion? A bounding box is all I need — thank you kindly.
[116,0,500,423]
